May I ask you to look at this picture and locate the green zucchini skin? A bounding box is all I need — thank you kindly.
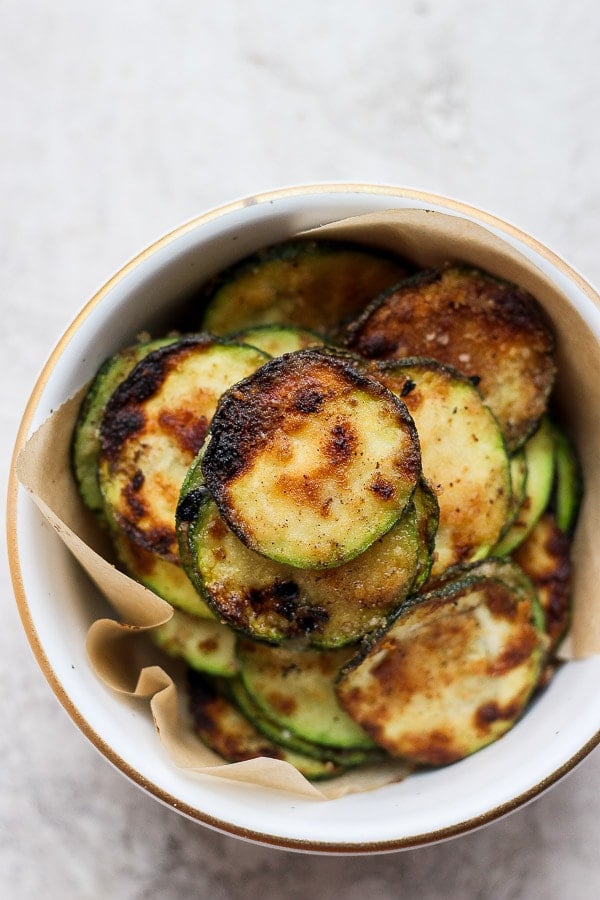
[98,335,269,562]
[201,348,421,570]
[231,324,324,357]
[151,610,237,677]
[201,239,413,336]
[552,425,583,535]
[71,335,178,517]
[372,357,511,577]
[336,560,546,765]
[177,453,423,647]
[186,671,343,780]
[113,530,214,619]
[237,640,377,750]
[228,678,384,767]
[346,265,556,451]
[494,417,556,555]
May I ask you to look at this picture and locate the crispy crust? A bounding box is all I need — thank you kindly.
[201,349,422,569]
[98,336,267,561]
[336,571,545,765]
[346,266,556,450]
[371,357,511,576]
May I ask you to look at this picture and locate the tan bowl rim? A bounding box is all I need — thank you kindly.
[7,182,600,854]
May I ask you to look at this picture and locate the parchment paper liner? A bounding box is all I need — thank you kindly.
[16,208,600,801]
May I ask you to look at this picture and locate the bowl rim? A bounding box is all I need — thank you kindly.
[7,182,600,854]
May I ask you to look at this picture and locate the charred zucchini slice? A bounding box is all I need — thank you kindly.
[237,640,376,750]
[494,417,555,555]
[113,531,213,619]
[552,426,582,534]
[201,239,412,336]
[336,561,546,765]
[232,325,324,357]
[201,348,421,569]
[373,358,511,576]
[98,336,268,562]
[178,452,423,646]
[151,610,237,676]
[71,335,177,516]
[228,678,382,767]
[513,512,571,652]
[187,671,342,779]
[346,266,556,451]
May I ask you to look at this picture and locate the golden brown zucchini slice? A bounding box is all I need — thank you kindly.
[177,454,423,646]
[232,324,324,357]
[151,610,237,676]
[71,335,178,516]
[201,239,412,336]
[187,672,342,779]
[237,640,376,750]
[346,266,556,450]
[512,512,571,652]
[112,531,214,619]
[336,561,546,765]
[494,417,555,555]
[201,348,421,569]
[372,358,511,577]
[98,336,268,562]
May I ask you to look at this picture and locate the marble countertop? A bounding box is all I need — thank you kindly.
[3,2,600,896]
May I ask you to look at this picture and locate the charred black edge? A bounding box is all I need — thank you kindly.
[201,347,422,545]
[200,238,415,307]
[71,341,169,514]
[98,333,218,463]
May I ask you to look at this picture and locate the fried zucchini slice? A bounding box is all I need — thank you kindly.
[512,512,571,652]
[98,336,268,562]
[232,324,324,357]
[187,671,342,779]
[201,239,412,336]
[201,348,421,569]
[151,610,237,676]
[112,531,213,619]
[552,426,582,534]
[71,335,177,516]
[178,454,423,646]
[336,561,546,765]
[494,417,555,555]
[237,640,376,750]
[228,678,383,767]
[372,358,511,576]
[346,266,556,451]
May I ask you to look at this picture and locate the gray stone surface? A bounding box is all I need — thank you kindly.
[3,2,599,896]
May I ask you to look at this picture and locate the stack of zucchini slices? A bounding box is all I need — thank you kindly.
[72,239,581,779]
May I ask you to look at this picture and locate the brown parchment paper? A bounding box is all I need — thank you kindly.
[16,208,600,801]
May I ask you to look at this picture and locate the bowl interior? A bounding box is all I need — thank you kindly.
[12,185,600,852]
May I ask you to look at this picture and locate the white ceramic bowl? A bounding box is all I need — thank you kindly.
[9,184,600,854]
